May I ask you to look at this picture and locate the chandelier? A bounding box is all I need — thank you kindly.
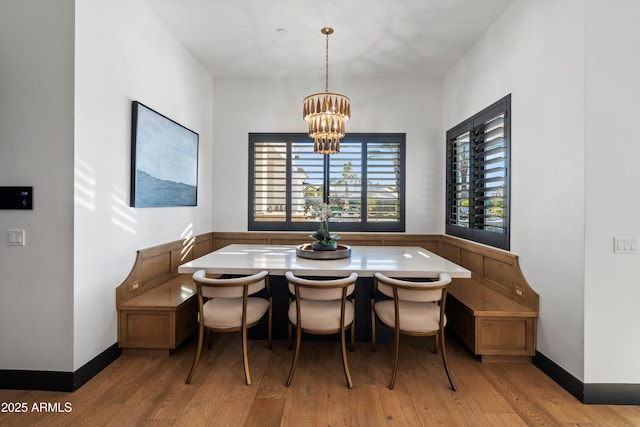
[303,27,350,154]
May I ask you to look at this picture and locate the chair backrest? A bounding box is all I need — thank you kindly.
[374,272,451,303]
[285,272,357,301]
[192,270,268,299]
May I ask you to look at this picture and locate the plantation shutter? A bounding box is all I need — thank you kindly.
[328,141,362,222]
[252,141,287,223]
[366,141,401,223]
[446,95,510,250]
[249,133,405,232]
[447,130,471,228]
[472,111,507,234]
[291,141,325,223]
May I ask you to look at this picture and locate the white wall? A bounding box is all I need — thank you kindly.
[0,0,75,371]
[444,1,587,380]
[211,76,444,233]
[73,0,213,369]
[584,0,640,384]
[445,0,640,385]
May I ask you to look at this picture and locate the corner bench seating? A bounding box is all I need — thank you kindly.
[116,231,538,363]
[116,233,214,355]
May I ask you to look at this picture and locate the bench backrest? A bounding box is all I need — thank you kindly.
[116,233,214,306]
[440,235,538,312]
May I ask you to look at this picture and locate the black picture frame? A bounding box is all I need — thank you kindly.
[130,101,199,207]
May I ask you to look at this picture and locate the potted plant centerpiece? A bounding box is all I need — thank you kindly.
[309,202,340,251]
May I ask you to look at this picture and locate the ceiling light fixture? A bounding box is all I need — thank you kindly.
[303,27,350,154]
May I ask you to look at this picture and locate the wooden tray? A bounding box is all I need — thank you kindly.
[296,244,351,260]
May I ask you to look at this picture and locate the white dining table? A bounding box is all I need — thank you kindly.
[178,244,471,278]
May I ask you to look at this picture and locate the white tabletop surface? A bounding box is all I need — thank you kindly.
[178,244,471,278]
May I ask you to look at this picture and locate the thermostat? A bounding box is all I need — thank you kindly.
[0,187,33,209]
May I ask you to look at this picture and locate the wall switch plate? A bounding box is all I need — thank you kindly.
[613,235,638,254]
[8,229,26,246]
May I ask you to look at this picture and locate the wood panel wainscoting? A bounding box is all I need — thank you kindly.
[115,233,215,356]
[209,232,539,363]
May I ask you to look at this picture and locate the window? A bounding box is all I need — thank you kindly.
[446,95,510,250]
[249,133,405,232]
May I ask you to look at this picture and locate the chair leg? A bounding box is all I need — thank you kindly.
[207,330,212,349]
[287,298,293,351]
[440,329,457,391]
[268,302,273,350]
[433,334,439,354]
[185,323,205,384]
[242,324,251,386]
[389,330,400,389]
[340,325,354,389]
[350,324,355,352]
[371,301,376,353]
[350,300,355,352]
[286,324,302,387]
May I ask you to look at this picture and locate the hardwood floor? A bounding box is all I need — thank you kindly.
[1,334,639,426]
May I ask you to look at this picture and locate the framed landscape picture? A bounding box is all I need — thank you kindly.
[130,101,199,207]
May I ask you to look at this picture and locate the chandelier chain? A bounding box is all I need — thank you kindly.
[325,31,329,93]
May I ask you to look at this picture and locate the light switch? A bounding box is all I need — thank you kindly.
[613,235,637,254]
[8,229,25,246]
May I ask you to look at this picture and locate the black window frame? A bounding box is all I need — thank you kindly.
[248,132,406,233]
[446,95,511,250]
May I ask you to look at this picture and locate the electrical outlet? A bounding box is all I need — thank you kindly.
[515,286,525,298]
[130,281,140,292]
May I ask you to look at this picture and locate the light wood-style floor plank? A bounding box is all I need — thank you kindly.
[1,333,638,427]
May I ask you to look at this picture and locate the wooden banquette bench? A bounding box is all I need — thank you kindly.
[208,232,539,362]
[439,235,538,363]
[115,231,538,361]
[116,233,214,355]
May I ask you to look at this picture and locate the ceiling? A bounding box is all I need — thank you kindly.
[142,0,513,79]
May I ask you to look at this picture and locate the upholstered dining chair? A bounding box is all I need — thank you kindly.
[371,272,456,391]
[284,271,358,389]
[185,269,272,386]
